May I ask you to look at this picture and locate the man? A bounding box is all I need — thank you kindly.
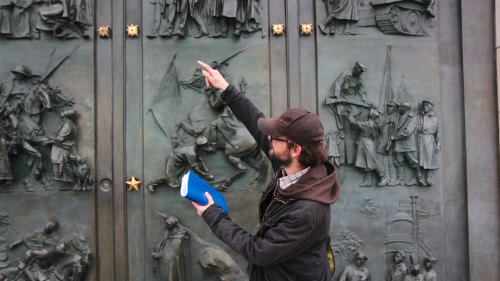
[9,220,59,252]
[387,250,408,281]
[330,62,368,104]
[391,102,425,186]
[328,62,369,166]
[416,100,439,186]
[147,118,214,191]
[339,251,370,281]
[192,61,341,281]
[0,65,49,184]
[50,110,77,183]
[175,0,209,37]
[347,109,388,186]
[318,0,359,35]
[404,264,423,281]
[377,100,400,185]
[422,257,437,281]
[151,215,189,281]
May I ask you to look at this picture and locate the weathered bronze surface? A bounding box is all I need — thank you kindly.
[0,0,93,39]
[0,0,498,280]
[147,0,265,38]
[1,219,91,280]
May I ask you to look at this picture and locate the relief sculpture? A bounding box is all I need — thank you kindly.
[147,50,269,192]
[339,251,371,281]
[152,213,189,281]
[1,219,91,281]
[0,47,94,192]
[0,0,93,39]
[324,46,440,187]
[147,0,264,38]
[386,251,437,281]
[385,196,437,270]
[319,0,437,36]
[152,212,247,281]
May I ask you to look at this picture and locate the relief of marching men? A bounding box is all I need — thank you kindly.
[0,0,93,39]
[325,46,440,187]
[147,0,264,38]
[146,49,269,193]
[0,46,94,192]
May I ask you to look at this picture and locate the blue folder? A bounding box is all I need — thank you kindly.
[180,171,229,214]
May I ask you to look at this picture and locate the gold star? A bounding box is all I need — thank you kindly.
[126,176,141,191]
[272,23,284,35]
[300,23,313,35]
[97,25,111,38]
[126,24,140,37]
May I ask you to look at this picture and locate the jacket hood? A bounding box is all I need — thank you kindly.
[277,160,341,204]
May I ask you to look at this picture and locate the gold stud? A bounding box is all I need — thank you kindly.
[272,23,285,36]
[97,25,111,38]
[126,24,140,37]
[300,23,313,35]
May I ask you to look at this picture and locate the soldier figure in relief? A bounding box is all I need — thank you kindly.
[391,103,425,186]
[347,109,388,186]
[417,100,440,186]
[329,62,369,166]
[377,100,400,185]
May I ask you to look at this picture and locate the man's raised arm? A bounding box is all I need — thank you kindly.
[197,61,270,155]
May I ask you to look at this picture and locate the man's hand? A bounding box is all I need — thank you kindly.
[192,192,215,216]
[197,61,229,91]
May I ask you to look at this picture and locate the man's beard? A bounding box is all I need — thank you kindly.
[269,147,293,167]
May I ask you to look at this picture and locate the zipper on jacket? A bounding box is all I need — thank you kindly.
[258,175,280,223]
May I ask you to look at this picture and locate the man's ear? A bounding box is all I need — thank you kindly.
[291,144,302,158]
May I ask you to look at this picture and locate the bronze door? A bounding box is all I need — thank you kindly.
[0,3,97,281]
[122,1,286,280]
[0,0,498,280]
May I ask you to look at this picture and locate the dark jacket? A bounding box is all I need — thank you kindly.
[202,84,341,281]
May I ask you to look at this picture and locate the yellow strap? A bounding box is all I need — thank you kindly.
[327,245,335,276]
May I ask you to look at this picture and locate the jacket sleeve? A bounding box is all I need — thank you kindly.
[202,204,318,267]
[222,84,270,157]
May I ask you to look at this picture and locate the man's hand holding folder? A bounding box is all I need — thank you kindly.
[192,192,214,216]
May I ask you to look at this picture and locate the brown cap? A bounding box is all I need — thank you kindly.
[257,108,324,146]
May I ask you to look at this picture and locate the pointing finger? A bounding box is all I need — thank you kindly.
[197,61,214,73]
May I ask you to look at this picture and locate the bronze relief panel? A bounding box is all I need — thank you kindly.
[0,36,96,279]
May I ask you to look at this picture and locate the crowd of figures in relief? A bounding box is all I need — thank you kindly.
[333,196,438,281]
[0,212,91,281]
[325,46,440,187]
[148,0,264,38]
[147,196,438,281]
[0,46,93,192]
[0,0,93,39]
